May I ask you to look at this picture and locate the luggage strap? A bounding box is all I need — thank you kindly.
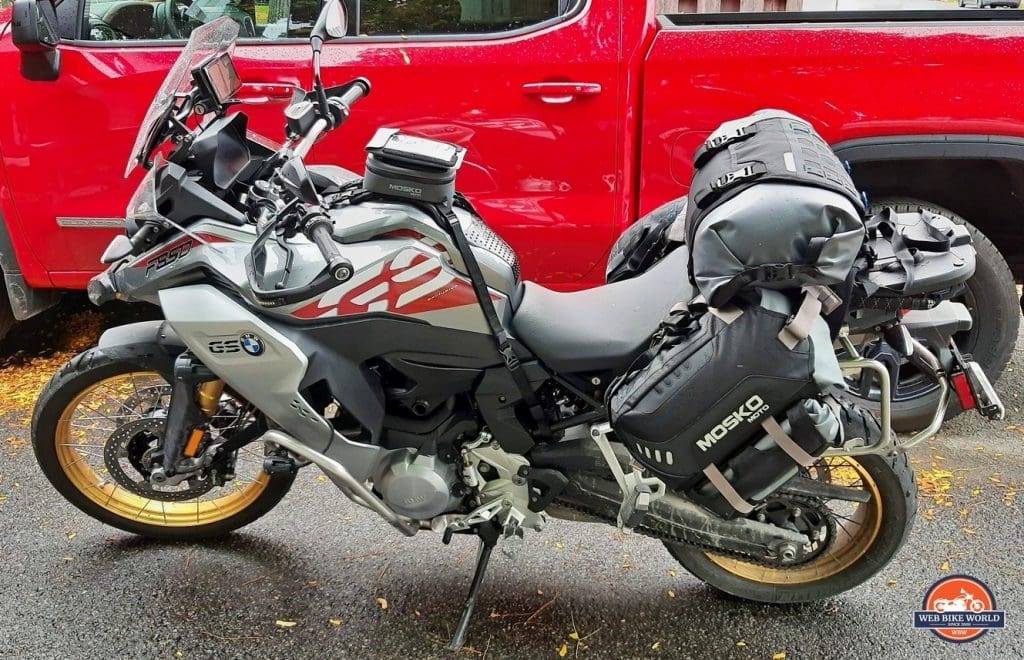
[864,207,955,292]
[692,126,758,168]
[702,464,754,514]
[692,162,769,210]
[434,201,550,437]
[777,285,841,350]
[761,417,819,467]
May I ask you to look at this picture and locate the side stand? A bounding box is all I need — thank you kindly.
[448,521,500,652]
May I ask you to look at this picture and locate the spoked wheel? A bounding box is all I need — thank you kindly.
[665,453,916,603]
[32,349,295,540]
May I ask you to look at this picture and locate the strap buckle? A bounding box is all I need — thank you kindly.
[710,163,767,190]
[759,263,795,283]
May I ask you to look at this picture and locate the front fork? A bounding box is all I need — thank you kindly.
[151,352,225,482]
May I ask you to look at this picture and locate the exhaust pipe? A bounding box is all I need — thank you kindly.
[261,429,418,537]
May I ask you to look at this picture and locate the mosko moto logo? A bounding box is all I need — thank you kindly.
[913,575,1005,643]
[696,395,770,452]
[239,333,265,357]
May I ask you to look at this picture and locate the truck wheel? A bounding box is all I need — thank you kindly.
[862,198,1018,431]
[0,285,13,343]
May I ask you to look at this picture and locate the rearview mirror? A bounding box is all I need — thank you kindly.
[311,0,348,46]
[11,0,61,81]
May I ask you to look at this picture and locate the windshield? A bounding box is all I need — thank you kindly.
[125,17,240,177]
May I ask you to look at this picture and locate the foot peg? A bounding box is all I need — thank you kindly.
[263,455,299,475]
[957,361,1005,421]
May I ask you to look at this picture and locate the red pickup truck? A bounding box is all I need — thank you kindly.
[1,0,1021,382]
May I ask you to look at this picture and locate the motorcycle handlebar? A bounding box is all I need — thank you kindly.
[336,78,371,108]
[305,215,353,282]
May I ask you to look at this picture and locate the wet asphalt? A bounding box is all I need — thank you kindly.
[0,300,1021,659]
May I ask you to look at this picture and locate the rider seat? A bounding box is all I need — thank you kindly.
[512,248,694,374]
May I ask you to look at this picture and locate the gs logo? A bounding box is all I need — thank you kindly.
[145,239,193,275]
[208,333,265,357]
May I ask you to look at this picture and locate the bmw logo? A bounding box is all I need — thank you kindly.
[240,333,265,356]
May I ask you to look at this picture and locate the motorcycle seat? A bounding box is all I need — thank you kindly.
[512,247,694,374]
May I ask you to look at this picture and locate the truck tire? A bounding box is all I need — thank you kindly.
[864,198,1018,431]
[0,285,13,343]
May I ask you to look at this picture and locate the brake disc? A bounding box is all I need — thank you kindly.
[102,418,215,501]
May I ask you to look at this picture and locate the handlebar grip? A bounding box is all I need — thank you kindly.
[306,217,353,282]
[338,78,371,108]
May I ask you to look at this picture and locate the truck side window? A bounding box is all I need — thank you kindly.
[357,0,570,35]
[80,0,356,41]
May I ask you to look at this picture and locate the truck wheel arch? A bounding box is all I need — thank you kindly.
[0,208,60,335]
[833,134,1024,281]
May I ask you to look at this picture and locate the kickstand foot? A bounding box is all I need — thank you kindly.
[448,522,500,652]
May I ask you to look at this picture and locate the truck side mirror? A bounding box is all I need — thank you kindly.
[11,0,61,81]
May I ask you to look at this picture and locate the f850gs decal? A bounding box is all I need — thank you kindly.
[145,239,193,275]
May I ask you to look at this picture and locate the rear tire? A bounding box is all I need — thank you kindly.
[862,198,1018,432]
[32,347,295,540]
[665,453,916,603]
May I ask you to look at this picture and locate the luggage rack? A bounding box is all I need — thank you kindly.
[830,333,951,457]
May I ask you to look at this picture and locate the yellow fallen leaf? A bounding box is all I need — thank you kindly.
[773,653,786,660]
[377,597,388,610]
[887,579,897,586]
[940,560,950,571]
[317,474,327,482]
[415,610,422,617]
[554,542,564,550]
[667,590,676,598]
[668,570,677,577]
[651,641,661,651]
[66,532,76,540]
[175,652,183,658]
[736,641,746,647]
[558,643,568,657]
[974,446,984,451]
[569,632,580,641]
[971,488,981,497]
[328,618,342,626]
[275,620,297,628]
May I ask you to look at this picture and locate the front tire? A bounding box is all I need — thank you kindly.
[665,453,916,603]
[32,347,295,540]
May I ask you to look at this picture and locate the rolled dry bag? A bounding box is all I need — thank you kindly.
[681,109,865,307]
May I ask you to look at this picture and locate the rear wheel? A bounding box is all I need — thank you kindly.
[852,198,1018,431]
[665,453,916,603]
[32,348,295,540]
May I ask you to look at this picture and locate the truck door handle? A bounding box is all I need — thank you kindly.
[521,82,602,105]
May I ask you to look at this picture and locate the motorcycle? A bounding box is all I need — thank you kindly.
[30,1,1004,649]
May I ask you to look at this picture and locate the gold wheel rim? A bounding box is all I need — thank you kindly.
[705,456,884,585]
[55,372,270,528]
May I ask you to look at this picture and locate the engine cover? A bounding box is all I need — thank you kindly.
[375,453,461,519]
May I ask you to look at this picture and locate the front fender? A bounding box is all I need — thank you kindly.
[96,320,186,376]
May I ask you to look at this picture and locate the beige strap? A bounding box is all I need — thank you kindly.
[709,304,743,324]
[777,289,823,349]
[702,464,754,514]
[761,417,818,467]
[804,284,842,314]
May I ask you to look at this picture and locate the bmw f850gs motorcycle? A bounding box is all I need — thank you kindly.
[31,2,1003,649]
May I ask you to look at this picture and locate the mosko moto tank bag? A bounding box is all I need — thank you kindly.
[607,290,844,514]
[682,110,866,307]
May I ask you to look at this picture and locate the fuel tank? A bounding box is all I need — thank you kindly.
[271,200,521,335]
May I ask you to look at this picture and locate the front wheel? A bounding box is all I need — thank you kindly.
[31,348,295,540]
[665,453,916,603]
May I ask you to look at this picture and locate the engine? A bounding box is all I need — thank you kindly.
[374,453,463,519]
